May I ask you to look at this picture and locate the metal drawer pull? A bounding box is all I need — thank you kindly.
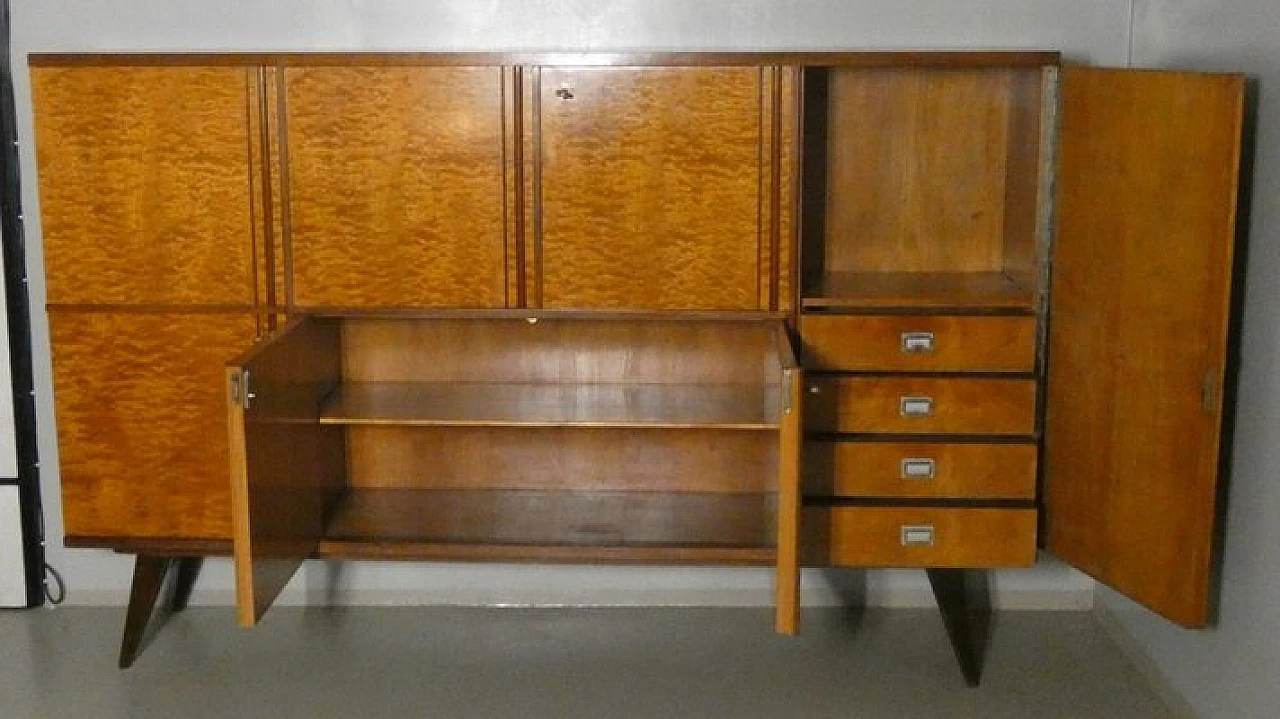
[900,331,936,354]
[900,458,936,479]
[899,396,934,417]
[901,525,936,547]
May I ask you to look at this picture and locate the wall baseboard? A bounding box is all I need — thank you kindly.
[1092,601,1199,719]
[64,584,1094,611]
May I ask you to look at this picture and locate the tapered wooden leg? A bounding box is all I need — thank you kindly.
[119,555,173,669]
[168,558,203,612]
[927,569,992,687]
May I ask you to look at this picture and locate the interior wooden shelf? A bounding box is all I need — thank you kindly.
[320,488,778,563]
[319,382,782,429]
[803,271,1038,310]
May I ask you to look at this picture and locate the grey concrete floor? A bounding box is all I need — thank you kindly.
[0,606,1173,719]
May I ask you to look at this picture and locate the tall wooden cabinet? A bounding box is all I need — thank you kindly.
[29,52,1245,672]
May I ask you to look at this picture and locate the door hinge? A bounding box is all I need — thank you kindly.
[230,370,253,410]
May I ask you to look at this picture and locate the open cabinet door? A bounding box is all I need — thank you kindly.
[1046,67,1244,627]
[227,316,345,627]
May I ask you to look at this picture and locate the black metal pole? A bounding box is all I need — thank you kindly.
[0,0,46,609]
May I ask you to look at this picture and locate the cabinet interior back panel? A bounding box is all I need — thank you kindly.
[535,67,765,310]
[345,426,777,493]
[285,66,508,309]
[822,67,1034,274]
[32,66,258,307]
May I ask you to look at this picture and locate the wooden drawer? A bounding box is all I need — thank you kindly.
[803,507,1037,568]
[805,377,1037,435]
[800,314,1037,372]
[804,441,1037,499]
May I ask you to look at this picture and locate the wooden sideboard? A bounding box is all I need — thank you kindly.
[29,52,1245,680]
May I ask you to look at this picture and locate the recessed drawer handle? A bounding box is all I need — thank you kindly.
[900,458,936,479]
[900,331,936,354]
[899,396,934,417]
[901,525,935,547]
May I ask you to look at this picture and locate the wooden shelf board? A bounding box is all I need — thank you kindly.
[314,541,776,566]
[803,271,1037,310]
[320,382,782,429]
[322,488,778,554]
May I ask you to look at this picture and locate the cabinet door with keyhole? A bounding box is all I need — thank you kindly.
[532,66,780,311]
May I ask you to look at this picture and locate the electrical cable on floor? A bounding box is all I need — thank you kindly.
[43,562,65,605]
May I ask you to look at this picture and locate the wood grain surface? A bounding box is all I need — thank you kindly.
[32,66,258,306]
[806,376,1037,435]
[803,270,1037,310]
[228,316,345,626]
[283,66,507,308]
[345,426,778,493]
[822,68,1026,274]
[775,367,804,634]
[803,441,1037,499]
[323,488,776,550]
[800,314,1037,372]
[321,382,780,429]
[534,67,765,309]
[804,506,1037,568]
[339,316,781,384]
[1045,68,1244,628]
[776,67,801,312]
[313,540,774,566]
[50,311,258,541]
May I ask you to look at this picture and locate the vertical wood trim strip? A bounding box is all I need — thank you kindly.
[793,67,807,317]
[508,66,527,309]
[255,66,278,330]
[275,62,293,316]
[530,67,544,308]
[775,365,803,635]
[756,67,768,310]
[770,66,784,312]
[779,66,801,315]
[245,68,263,337]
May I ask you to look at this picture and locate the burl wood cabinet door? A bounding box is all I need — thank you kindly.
[31,66,259,308]
[1046,68,1244,627]
[50,312,260,542]
[532,66,786,310]
[283,66,509,309]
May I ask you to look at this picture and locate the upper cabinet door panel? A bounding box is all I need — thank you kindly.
[32,67,258,306]
[535,67,766,310]
[284,66,508,309]
[1046,68,1244,627]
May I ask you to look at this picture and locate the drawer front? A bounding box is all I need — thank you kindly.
[803,442,1037,499]
[803,507,1037,568]
[800,314,1037,372]
[806,377,1037,435]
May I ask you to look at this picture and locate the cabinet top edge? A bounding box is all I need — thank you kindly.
[28,50,1061,68]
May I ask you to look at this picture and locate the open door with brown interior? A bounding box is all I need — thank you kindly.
[1046,67,1244,627]
[226,316,345,627]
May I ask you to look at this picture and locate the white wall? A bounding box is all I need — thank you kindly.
[9,0,1132,608]
[1097,2,1280,718]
